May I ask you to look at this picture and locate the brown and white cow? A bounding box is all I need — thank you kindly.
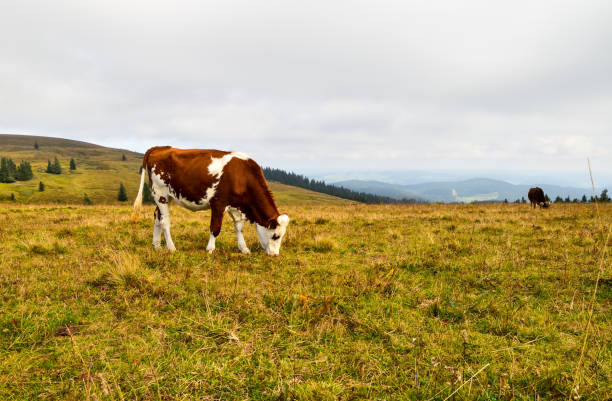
[132,147,290,256]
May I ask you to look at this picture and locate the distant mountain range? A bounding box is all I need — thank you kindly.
[332,178,598,203]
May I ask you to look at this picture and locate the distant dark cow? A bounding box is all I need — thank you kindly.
[528,187,549,209]
[133,147,290,256]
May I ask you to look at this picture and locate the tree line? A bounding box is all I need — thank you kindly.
[509,189,611,204]
[262,167,418,204]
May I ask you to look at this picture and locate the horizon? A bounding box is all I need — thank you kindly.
[2,133,610,190]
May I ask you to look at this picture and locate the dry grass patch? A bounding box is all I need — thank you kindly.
[0,203,610,400]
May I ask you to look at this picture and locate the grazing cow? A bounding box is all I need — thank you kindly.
[528,187,550,209]
[132,147,290,256]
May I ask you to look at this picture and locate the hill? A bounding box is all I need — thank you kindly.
[0,134,349,206]
[334,178,597,203]
[263,167,421,204]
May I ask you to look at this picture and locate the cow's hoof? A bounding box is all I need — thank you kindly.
[239,248,251,255]
[207,248,215,254]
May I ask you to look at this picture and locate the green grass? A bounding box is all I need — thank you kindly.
[0,202,610,400]
[0,134,347,205]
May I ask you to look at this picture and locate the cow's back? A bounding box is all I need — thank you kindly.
[146,147,231,205]
[528,187,544,203]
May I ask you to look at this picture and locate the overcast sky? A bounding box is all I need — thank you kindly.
[1,0,611,178]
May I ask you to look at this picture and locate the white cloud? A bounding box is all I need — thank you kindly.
[0,0,610,175]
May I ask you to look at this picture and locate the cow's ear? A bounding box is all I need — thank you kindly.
[266,218,279,229]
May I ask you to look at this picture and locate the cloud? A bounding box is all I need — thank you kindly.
[0,0,611,175]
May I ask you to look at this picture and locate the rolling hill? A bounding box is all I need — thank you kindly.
[0,134,348,205]
[333,178,596,203]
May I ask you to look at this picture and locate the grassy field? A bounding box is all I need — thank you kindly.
[0,201,610,400]
[0,135,346,206]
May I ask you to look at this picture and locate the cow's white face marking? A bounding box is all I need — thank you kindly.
[255,214,290,256]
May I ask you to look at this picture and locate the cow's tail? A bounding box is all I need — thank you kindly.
[132,166,147,221]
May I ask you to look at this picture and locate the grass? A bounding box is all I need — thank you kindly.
[0,202,610,400]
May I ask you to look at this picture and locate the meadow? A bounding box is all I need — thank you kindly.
[0,201,610,400]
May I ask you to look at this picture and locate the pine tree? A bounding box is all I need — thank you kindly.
[600,189,610,202]
[47,157,62,174]
[581,195,587,203]
[0,157,17,183]
[117,183,128,201]
[15,161,33,181]
[143,182,154,204]
[122,154,127,161]
[34,141,39,150]
[9,193,15,201]
[521,196,526,203]
[83,193,92,205]
[39,181,45,192]
[70,158,76,170]
[564,196,570,203]
[554,196,563,203]
[53,157,62,174]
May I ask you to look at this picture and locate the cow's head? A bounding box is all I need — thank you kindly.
[255,214,290,256]
[539,201,551,208]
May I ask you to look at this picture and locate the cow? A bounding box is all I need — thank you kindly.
[528,187,550,209]
[132,147,290,256]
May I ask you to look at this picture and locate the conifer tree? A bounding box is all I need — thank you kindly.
[581,195,587,203]
[143,182,154,204]
[122,154,127,161]
[0,157,17,183]
[84,193,92,205]
[47,157,62,174]
[70,158,76,170]
[34,141,39,150]
[15,161,33,181]
[117,183,128,201]
[39,181,45,192]
[53,157,62,174]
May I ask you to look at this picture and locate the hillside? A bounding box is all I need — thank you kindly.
[0,134,349,206]
[334,178,597,203]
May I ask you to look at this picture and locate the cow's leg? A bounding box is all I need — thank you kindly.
[157,198,176,252]
[228,207,250,254]
[152,206,162,249]
[206,204,225,253]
